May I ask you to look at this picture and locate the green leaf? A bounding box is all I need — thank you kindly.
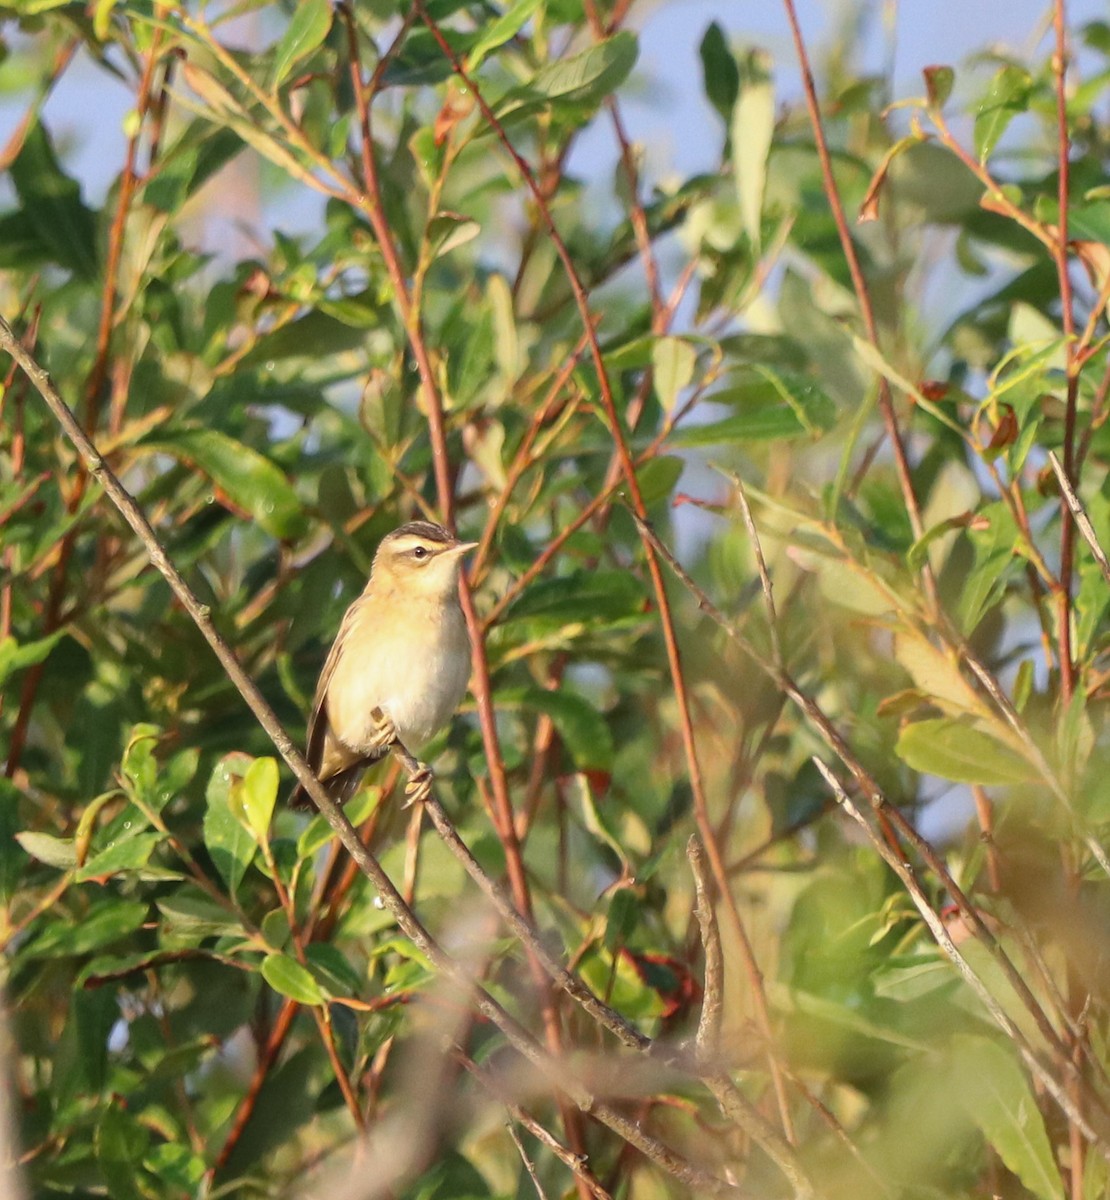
[923,64,955,109]
[76,833,163,882]
[26,900,149,958]
[136,426,307,540]
[0,630,66,687]
[235,757,279,841]
[9,123,98,279]
[895,718,1036,786]
[636,455,684,506]
[497,31,637,119]
[502,570,646,626]
[673,368,835,446]
[204,754,257,896]
[427,211,481,260]
[652,336,696,413]
[120,724,161,805]
[974,65,1032,162]
[262,952,326,1005]
[0,781,25,903]
[699,22,740,124]
[156,890,242,939]
[959,502,1019,633]
[96,1103,149,1200]
[304,943,365,997]
[952,1035,1063,1200]
[272,0,333,88]
[603,887,640,952]
[467,0,543,70]
[14,830,77,870]
[510,686,614,771]
[733,49,774,247]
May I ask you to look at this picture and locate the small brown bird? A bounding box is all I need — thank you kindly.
[290,521,476,810]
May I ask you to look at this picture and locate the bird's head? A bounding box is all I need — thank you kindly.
[371,521,476,600]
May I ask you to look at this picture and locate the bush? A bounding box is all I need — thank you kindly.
[2,3,1109,1198]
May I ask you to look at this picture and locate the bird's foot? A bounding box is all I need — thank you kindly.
[368,707,399,755]
[402,762,433,809]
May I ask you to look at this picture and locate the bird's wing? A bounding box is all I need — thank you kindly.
[290,598,367,808]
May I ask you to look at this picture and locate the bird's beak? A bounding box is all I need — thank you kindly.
[450,540,479,555]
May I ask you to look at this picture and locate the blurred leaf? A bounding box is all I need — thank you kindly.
[95,1105,149,1200]
[923,64,955,108]
[272,0,333,88]
[235,757,279,841]
[26,900,149,957]
[204,754,257,896]
[952,1035,1062,1200]
[156,890,242,939]
[652,336,696,413]
[401,1150,494,1199]
[673,368,835,444]
[503,570,645,625]
[510,686,614,771]
[136,427,308,540]
[262,953,325,1005]
[0,630,66,687]
[9,122,98,279]
[497,31,637,118]
[428,211,481,260]
[733,49,774,247]
[14,830,77,870]
[603,887,640,952]
[76,833,163,881]
[467,0,543,70]
[636,455,684,506]
[892,630,984,716]
[304,943,364,996]
[699,22,740,125]
[974,65,1032,161]
[895,718,1037,785]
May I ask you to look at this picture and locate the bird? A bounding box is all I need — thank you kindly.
[289,520,476,811]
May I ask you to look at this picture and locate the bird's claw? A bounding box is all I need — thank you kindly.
[369,707,399,754]
[402,763,433,809]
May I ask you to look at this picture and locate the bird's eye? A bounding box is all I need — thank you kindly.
[412,545,429,560]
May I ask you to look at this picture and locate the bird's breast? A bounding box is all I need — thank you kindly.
[327,596,470,753]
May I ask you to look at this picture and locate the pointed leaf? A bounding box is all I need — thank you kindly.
[262,952,326,1005]
[467,0,543,70]
[235,757,279,841]
[895,718,1037,786]
[136,427,307,540]
[952,1035,1063,1200]
[652,336,697,413]
[699,22,739,125]
[272,0,333,88]
[733,50,774,247]
[974,65,1032,162]
[204,754,256,896]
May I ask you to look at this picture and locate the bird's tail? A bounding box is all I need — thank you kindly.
[288,749,388,811]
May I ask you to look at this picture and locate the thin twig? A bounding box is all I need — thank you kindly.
[1048,450,1110,588]
[687,837,723,1062]
[507,1122,551,1200]
[780,0,931,588]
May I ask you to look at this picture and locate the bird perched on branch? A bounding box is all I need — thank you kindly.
[289,521,476,810]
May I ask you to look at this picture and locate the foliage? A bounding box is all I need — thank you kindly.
[2,1,1109,1198]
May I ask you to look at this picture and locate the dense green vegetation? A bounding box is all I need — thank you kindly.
[2,2,1109,1197]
